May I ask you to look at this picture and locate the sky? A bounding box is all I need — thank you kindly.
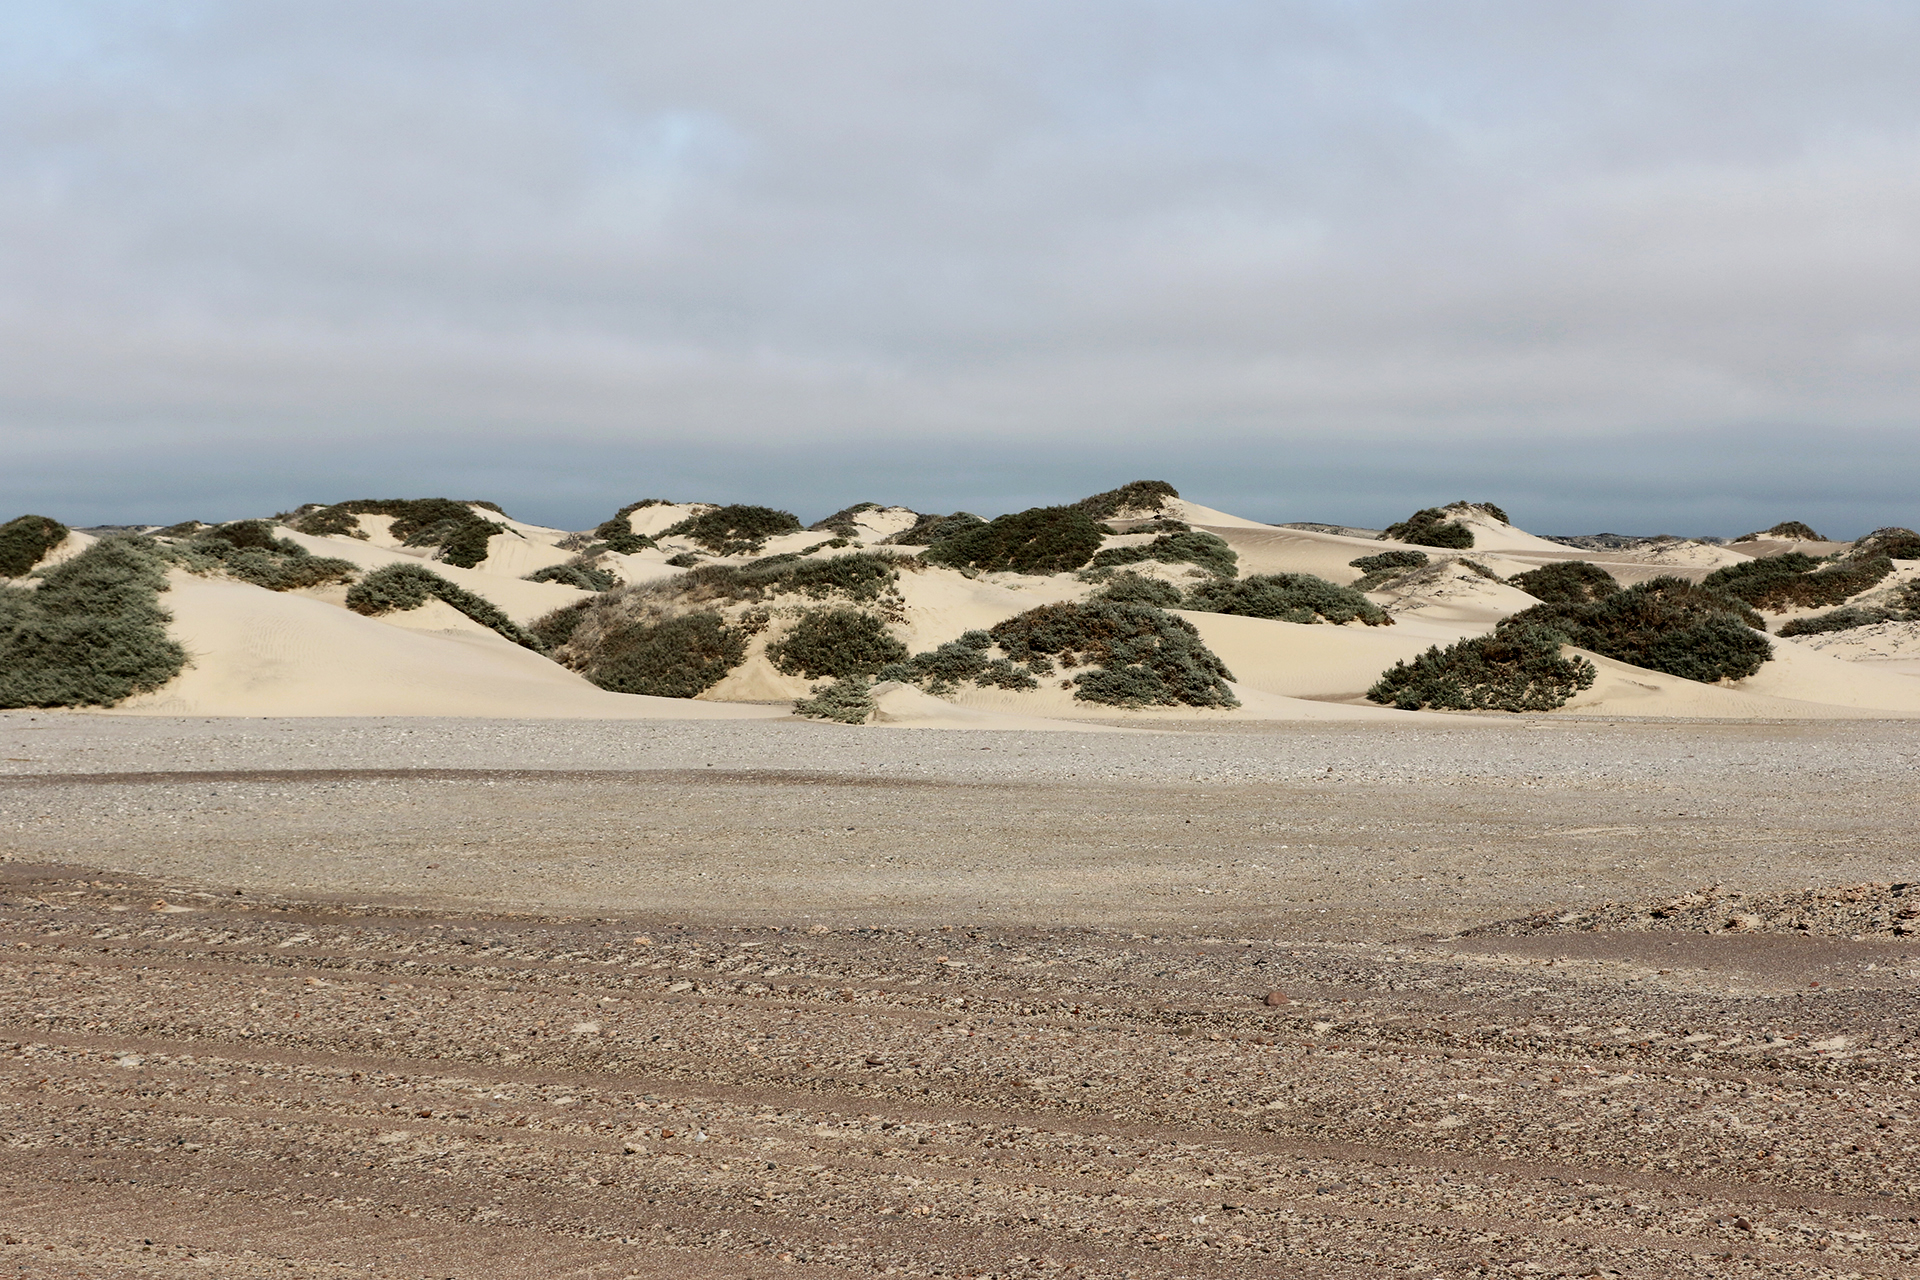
[3,1,1919,536]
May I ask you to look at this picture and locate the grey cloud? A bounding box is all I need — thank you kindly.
[2,1,1918,532]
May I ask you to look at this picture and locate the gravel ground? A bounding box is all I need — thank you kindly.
[3,712,1920,1278]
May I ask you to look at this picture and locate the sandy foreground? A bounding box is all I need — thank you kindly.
[4,713,1920,1278]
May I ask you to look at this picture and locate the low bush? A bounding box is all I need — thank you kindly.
[809,503,882,537]
[529,598,595,649]
[921,505,1105,575]
[1703,552,1892,610]
[1735,521,1825,543]
[1777,605,1898,637]
[1504,576,1771,683]
[158,521,358,592]
[1381,506,1476,549]
[883,512,985,546]
[767,608,908,680]
[1087,530,1238,578]
[0,514,70,576]
[345,563,543,650]
[665,552,703,567]
[1076,480,1180,520]
[879,631,1042,696]
[289,498,506,566]
[1348,549,1427,576]
[0,537,188,707]
[574,610,746,697]
[525,563,617,592]
[1090,571,1184,607]
[1848,527,1920,561]
[989,601,1238,708]
[1367,624,1597,712]
[660,504,803,555]
[591,525,656,555]
[1183,573,1392,626]
[1508,560,1620,605]
[793,676,878,724]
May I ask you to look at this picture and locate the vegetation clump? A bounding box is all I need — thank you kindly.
[1847,527,1920,562]
[1368,625,1597,713]
[768,608,908,680]
[287,498,507,567]
[793,676,878,724]
[659,504,802,555]
[921,506,1105,575]
[160,520,358,592]
[524,563,617,592]
[1183,573,1392,626]
[567,610,747,698]
[1076,480,1180,520]
[345,563,543,650]
[1508,560,1620,605]
[1734,521,1825,543]
[1702,553,1893,611]
[883,512,985,546]
[0,515,70,577]
[878,630,1041,696]
[1090,571,1184,607]
[1381,502,1510,550]
[1086,530,1238,579]
[1504,576,1771,683]
[1348,550,1427,577]
[1778,580,1920,637]
[988,601,1238,708]
[0,536,188,708]
[809,503,884,538]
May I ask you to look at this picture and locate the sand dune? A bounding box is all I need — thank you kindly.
[277,530,589,622]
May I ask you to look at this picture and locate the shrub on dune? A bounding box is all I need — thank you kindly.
[1734,521,1825,543]
[574,611,747,698]
[0,537,187,708]
[162,521,358,592]
[921,506,1105,574]
[288,498,507,567]
[1090,571,1184,607]
[345,562,543,650]
[882,512,985,546]
[1183,573,1392,626]
[1086,530,1238,578]
[1505,576,1772,683]
[524,563,617,592]
[988,600,1238,708]
[1508,560,1620,605]
[1368,625,1597,713]
[1380,502,1507,550]
[1702,553,1892,611]
[1847,527,1920,562]
[767,608,908,680]
[659,504,803,555]
[793,676,879,724]
[1075,480,1180,521]
[1348,550,1427,577]
[0,515,70,577]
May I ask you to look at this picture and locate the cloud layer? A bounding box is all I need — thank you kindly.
[3,1,1919,532]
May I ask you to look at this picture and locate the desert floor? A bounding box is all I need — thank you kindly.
[3,712,1919,1278]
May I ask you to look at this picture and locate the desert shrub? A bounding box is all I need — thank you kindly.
[158,522,358,592]
[884,512,985,546]
[591,524,656,555]
[989,601,1238,708]
[1183,573,1392,626]
[0,515,70,576]
[529,598,595,649]
[1381,506,1475,549]
[794,676,878,724]
[1076,480,1180,520]
[809,503,883,537]
[921,505,1105,575]
[665,552,703,567]
[1735,521,1825,543]
[1087,530,1238,578]
[345,563,542,650]
[290,498,506,566]
[525,563,617,592]
[880,630,1042,696]
[0,537,188,708]
[1367,624,1597,713]
[645,552,899,607]
[155,520,207,538]
[1091,571,1184,607]
[1348,550,1427,577]
[1505,576,1771,683]
[1703,552,1892,610]
[574,610,746,697]
[1848,527,1920,561]
[1508,560,1620,605]
[1778,606,1898,637]
[767,608,908,680]
[659,504,803,554]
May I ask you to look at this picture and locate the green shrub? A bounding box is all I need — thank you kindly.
[665,552,703,567]
[575,610,746,697]
[1090,571,1184,607]
[157,522,357,592]
[767,608,908,680]
[345,563,543,650]
[1348,550,1428,576]
[989,601,1238,708]
[1087,530,1238,578]
[1076,480,1180,520]
[809,503,882,537]
[1777,605,1898,637]
[1367,624,1597,712]
[525,563,616,592]
[1849,527,1920,561]
[529,598,595,649]
[1183,573,1392,626]
[1702,552,1892,610]
[0,514,70,577]
[1508,560,1620,605]
[1381,506,1475,549]
[921,505,1105,574]
[659,504,803,554]
[794,676,878,724]
[880,630,1043,696]
[0,536,188,708]
[155,520,207,538]
[289,498,506,565]
[1735,520,1825,543]
[1505,576,1771,682]
[591,523,656,554]
[883,512,986,546]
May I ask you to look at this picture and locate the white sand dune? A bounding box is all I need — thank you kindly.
[114,574,788,720]
[1734,635,1920,711]
[277,530,590,623]
[1167,498,1273,529]
[1191,525,1388,584]
[1559,649,1916,719]
[1176,610,1469,701]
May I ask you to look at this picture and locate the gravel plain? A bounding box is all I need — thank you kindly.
[4,712,1920,1278]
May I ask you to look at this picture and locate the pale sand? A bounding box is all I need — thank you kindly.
[278,529,590,622]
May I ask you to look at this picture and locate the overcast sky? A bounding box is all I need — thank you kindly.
[4,2,1919,535]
